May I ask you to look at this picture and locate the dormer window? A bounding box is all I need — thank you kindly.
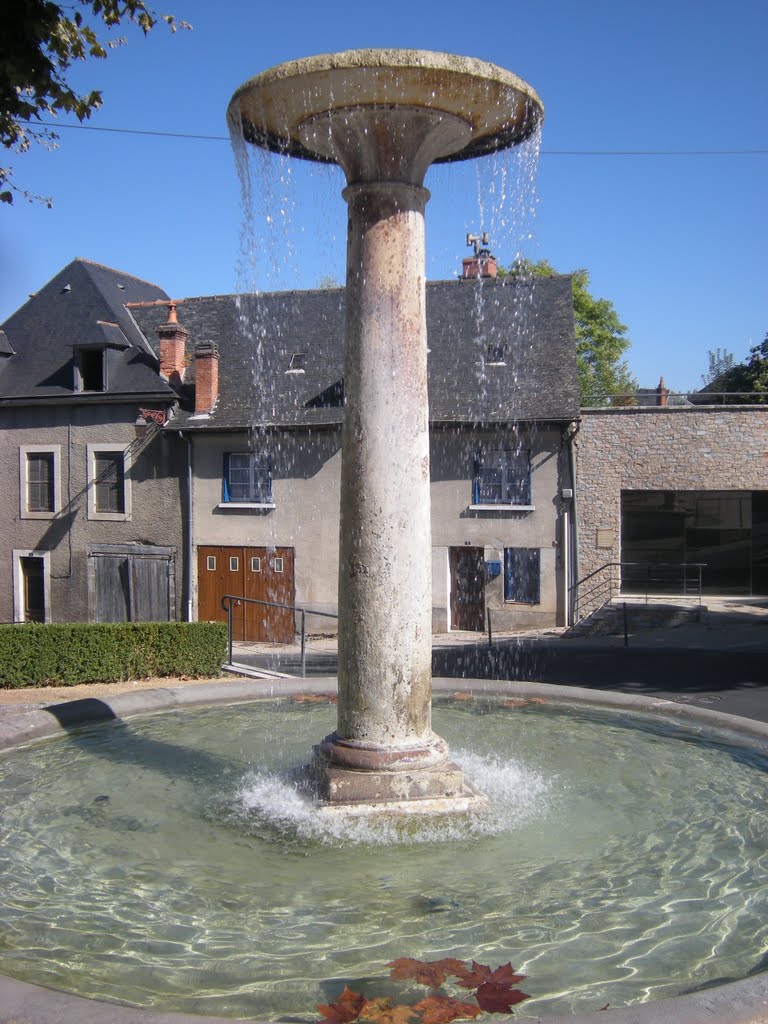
[286,352,306,374]
[75,347,106,391]
[486,344,506,366]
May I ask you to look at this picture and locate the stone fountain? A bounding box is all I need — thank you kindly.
[228,50,543,813]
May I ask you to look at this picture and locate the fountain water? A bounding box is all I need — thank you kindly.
[228,50,542,813]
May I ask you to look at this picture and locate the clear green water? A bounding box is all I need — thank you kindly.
[1,698,767,1019]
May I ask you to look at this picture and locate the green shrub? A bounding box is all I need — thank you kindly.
[0,621,228,688]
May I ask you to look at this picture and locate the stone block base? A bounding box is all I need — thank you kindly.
[307,745,488,816]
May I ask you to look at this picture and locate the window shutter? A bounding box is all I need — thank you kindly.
[222,453,230,502]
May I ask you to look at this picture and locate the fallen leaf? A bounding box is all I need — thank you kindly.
[387,958,469,989]
[474,983,530,1014]
[598,1005,610,1012]
[291,693,338,704]
[527,697,548,704]
[502,699,530,708]
[358,997,416,1024]
[317,986,366,1024]
[454,962,526,990]
[451,693,474,701]
[413,995,482,1024]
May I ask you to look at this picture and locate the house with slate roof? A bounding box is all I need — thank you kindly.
[130,266,580,637]
[0,259,186,625]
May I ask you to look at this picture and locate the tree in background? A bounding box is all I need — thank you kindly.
[0,1,188,205]
[501,259,637,406]
[701,335,768,403]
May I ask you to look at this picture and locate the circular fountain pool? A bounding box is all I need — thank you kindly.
[2,683,768,1022]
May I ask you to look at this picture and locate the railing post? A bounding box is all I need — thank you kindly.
[300,610,307,679]
[226,598,233,666]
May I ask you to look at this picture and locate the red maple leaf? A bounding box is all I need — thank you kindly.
[474,983,530,1015]
[387,958,470,989]
[412,995,482,1024]
[317,986,367,1024]
[358,997,417,1024]
[454,962,526,990]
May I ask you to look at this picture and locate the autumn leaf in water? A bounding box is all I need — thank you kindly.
[317,986,367,1024]
[451,693,474,701]
[474,983,530,1015]
[502,698,530,708]
[291,693,337,704]
[387,957,470,989]
[454,962,526,991]
[357,997,417,1024]
[412,995,483,1024]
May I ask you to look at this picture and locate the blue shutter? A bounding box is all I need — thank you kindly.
[222,453,230,502]
[504,548,540,603]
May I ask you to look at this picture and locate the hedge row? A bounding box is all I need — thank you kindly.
[0,621,228,688]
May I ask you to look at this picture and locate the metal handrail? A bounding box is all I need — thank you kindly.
[221,594,338,677]
[569,561,707,624]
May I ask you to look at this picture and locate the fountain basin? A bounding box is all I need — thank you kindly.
[1,679,768,1024]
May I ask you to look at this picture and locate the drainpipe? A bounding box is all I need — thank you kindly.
[179,431,194,622]
[565,420,580,626]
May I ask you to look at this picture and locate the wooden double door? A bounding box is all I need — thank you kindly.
[198,545,295,643]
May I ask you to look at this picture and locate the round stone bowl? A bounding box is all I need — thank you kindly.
[1,678,767,1024]
[227,49,544,165]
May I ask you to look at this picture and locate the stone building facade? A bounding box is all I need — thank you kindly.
[574,405,768,611]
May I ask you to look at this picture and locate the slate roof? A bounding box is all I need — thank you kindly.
[131,275,579,429]
[0,258,177,404]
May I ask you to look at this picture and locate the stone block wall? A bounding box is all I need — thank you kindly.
[574,406,768,612]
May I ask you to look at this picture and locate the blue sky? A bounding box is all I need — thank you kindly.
[1,0,766,391]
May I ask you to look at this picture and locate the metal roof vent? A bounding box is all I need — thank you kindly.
[286,352,306,374]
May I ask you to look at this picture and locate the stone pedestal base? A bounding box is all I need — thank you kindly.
[307,733,488,817]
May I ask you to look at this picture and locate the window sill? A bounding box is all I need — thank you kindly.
[21,510,60,520]
[469,504,535,512]
[217,502,276,510]
[88,512,131,522]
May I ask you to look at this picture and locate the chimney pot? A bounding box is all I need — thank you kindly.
[156,303,188,383]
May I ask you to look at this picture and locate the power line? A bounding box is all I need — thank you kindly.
[37,121,768,155]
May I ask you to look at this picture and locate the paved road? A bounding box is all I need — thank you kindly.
[231,602,768,722]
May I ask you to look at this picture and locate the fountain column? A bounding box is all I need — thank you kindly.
[228,49,543,812]
[336,180,433,748]
[301,108,476,807]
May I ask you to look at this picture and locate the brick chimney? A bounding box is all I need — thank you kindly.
[656,376,670,407]
[462,231,498,280]
[155,303,188,383]
[194,341,219,414]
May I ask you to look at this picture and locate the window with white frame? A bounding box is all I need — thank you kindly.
[87,444,131,520]
[222,452,273,505]
[19,445,61,518]
[472,447,531,506]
